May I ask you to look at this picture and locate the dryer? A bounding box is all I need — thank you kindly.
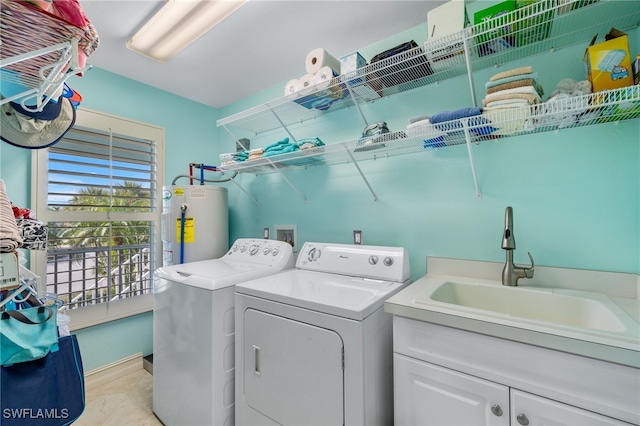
[153,238,295,426]
[235,242,411,426]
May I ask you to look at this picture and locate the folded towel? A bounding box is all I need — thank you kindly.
[486,78,536,95]
[0,180,22,252]
[482,107,532,135]
[483,99,532,109]
[430,107,483,124]
[482,93,540,108]
[263,144,299,158]
[431,107,497,136]
[264,138,290,152]
[490,66,534,82]
[486,72,538,89]
[296,137,325,148]
[250,148,265,155]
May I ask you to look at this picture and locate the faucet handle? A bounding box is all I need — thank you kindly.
[523,252,535,278]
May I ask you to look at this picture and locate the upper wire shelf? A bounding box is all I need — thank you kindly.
[0,0,93,111]
[219,85,640,174]
[217,0,640,136]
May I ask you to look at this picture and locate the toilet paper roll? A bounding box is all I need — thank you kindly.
[298,73,317,96]
[313,66,334,91]
[284,79,302,99]
[305,48,341,75]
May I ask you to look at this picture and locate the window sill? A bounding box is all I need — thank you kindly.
[66,294,153,331]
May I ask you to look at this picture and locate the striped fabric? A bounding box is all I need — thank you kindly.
[0,180,22,252]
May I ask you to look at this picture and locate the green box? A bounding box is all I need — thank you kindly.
[473,0,517,56]
[514,0,554,47]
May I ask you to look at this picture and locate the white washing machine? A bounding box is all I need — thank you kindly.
[235,242,411,426]
[153,238,295,426]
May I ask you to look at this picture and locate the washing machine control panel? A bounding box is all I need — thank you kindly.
[297,242,410,282]
[225,238,294,266]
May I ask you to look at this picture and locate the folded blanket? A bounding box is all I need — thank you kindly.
[486,78,536,95]
[296,137,325,148]
[490,66,533,82]
[264,138,290,152]
[16,218,47,250]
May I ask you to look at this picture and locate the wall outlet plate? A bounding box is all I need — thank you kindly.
[274,225,297,252]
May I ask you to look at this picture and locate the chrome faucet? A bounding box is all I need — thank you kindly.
[501,206,534,286]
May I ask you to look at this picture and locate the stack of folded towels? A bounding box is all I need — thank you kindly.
[219,137,325,165]
[481,66,544,135]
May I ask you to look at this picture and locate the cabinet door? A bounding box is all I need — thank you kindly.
[510,389,635,426]
[243,309,344,426]
[394,353,510,426]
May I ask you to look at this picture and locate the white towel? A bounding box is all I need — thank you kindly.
[0,180,22,252]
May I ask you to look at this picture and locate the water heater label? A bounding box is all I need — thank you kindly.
[174,188,185,196]
[175,217,195,242]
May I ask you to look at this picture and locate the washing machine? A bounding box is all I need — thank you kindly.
[153,238,295,426]
[235,241,411,426]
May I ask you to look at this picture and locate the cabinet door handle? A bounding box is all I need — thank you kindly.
[491,404,503,416]
[516,413,530,425]
[253,345,260,375]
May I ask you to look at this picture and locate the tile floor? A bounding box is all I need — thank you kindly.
[75,369,162,426]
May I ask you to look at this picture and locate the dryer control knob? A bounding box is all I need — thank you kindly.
[263,248,271,255]
[368,255,379,265]
[308,247,321,261]
[383,257,394,266]
[232,244,239,251]
[271,248,279,256]
[249,245,259,255]
[240,245,247,252]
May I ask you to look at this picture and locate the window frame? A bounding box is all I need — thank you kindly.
[31,108,165,330]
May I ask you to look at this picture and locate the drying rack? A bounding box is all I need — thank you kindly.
[0,0,93,112]
[217,0,640,201]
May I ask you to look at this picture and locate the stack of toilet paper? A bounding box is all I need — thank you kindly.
[284,48,348,110]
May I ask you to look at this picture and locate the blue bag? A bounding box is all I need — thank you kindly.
[1,304,58,367]
[1,334,85,426]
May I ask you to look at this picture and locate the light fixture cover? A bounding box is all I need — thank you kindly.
[127,0,247,63]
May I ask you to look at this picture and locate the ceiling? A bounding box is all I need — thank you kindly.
[80,0,445,109]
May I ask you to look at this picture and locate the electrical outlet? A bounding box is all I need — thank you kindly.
[353,230,362,245]
[263,227,270,239]
[275,225,297,252]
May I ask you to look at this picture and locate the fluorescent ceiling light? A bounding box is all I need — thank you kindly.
[126,0,247,63]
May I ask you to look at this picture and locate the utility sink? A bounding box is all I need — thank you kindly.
[405,275,640,349]
[429,280,627,333]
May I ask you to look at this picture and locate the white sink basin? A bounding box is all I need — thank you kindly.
[429,280,627,333]
[406,275,640,348]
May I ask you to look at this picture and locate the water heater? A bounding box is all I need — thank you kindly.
[161,185,228,266]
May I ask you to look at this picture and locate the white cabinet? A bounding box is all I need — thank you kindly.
[392,317,640,425]
[394,353,633,426]
[510,390,633,426]
[394,353,509,426]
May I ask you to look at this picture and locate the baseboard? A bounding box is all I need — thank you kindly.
[84,352,144,391]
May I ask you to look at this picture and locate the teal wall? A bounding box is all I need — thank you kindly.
[0,20,638,371]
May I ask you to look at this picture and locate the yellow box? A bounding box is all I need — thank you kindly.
[584,28,633,93]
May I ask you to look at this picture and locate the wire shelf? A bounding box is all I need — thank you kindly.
[217,0,640,137]
[0,0,92,111]
[219,85,640,174]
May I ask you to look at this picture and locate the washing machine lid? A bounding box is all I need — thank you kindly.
[236,269,410,320]
[155,258,278,291]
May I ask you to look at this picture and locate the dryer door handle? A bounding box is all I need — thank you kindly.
[253,345,261,375]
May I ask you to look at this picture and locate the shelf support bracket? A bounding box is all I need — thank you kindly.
[221,171,259,206]
[462,30,478,108]
[266,102,298,144]
[461,118,481,198]
[345,149,378,202]
[344,84,369,128]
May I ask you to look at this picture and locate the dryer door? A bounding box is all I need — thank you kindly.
[243,309,344,426]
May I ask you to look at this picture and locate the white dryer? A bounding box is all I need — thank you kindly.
[235,242,411,426]
[153,238,295,426]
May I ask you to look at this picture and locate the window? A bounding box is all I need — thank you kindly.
[32,109,164,328]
